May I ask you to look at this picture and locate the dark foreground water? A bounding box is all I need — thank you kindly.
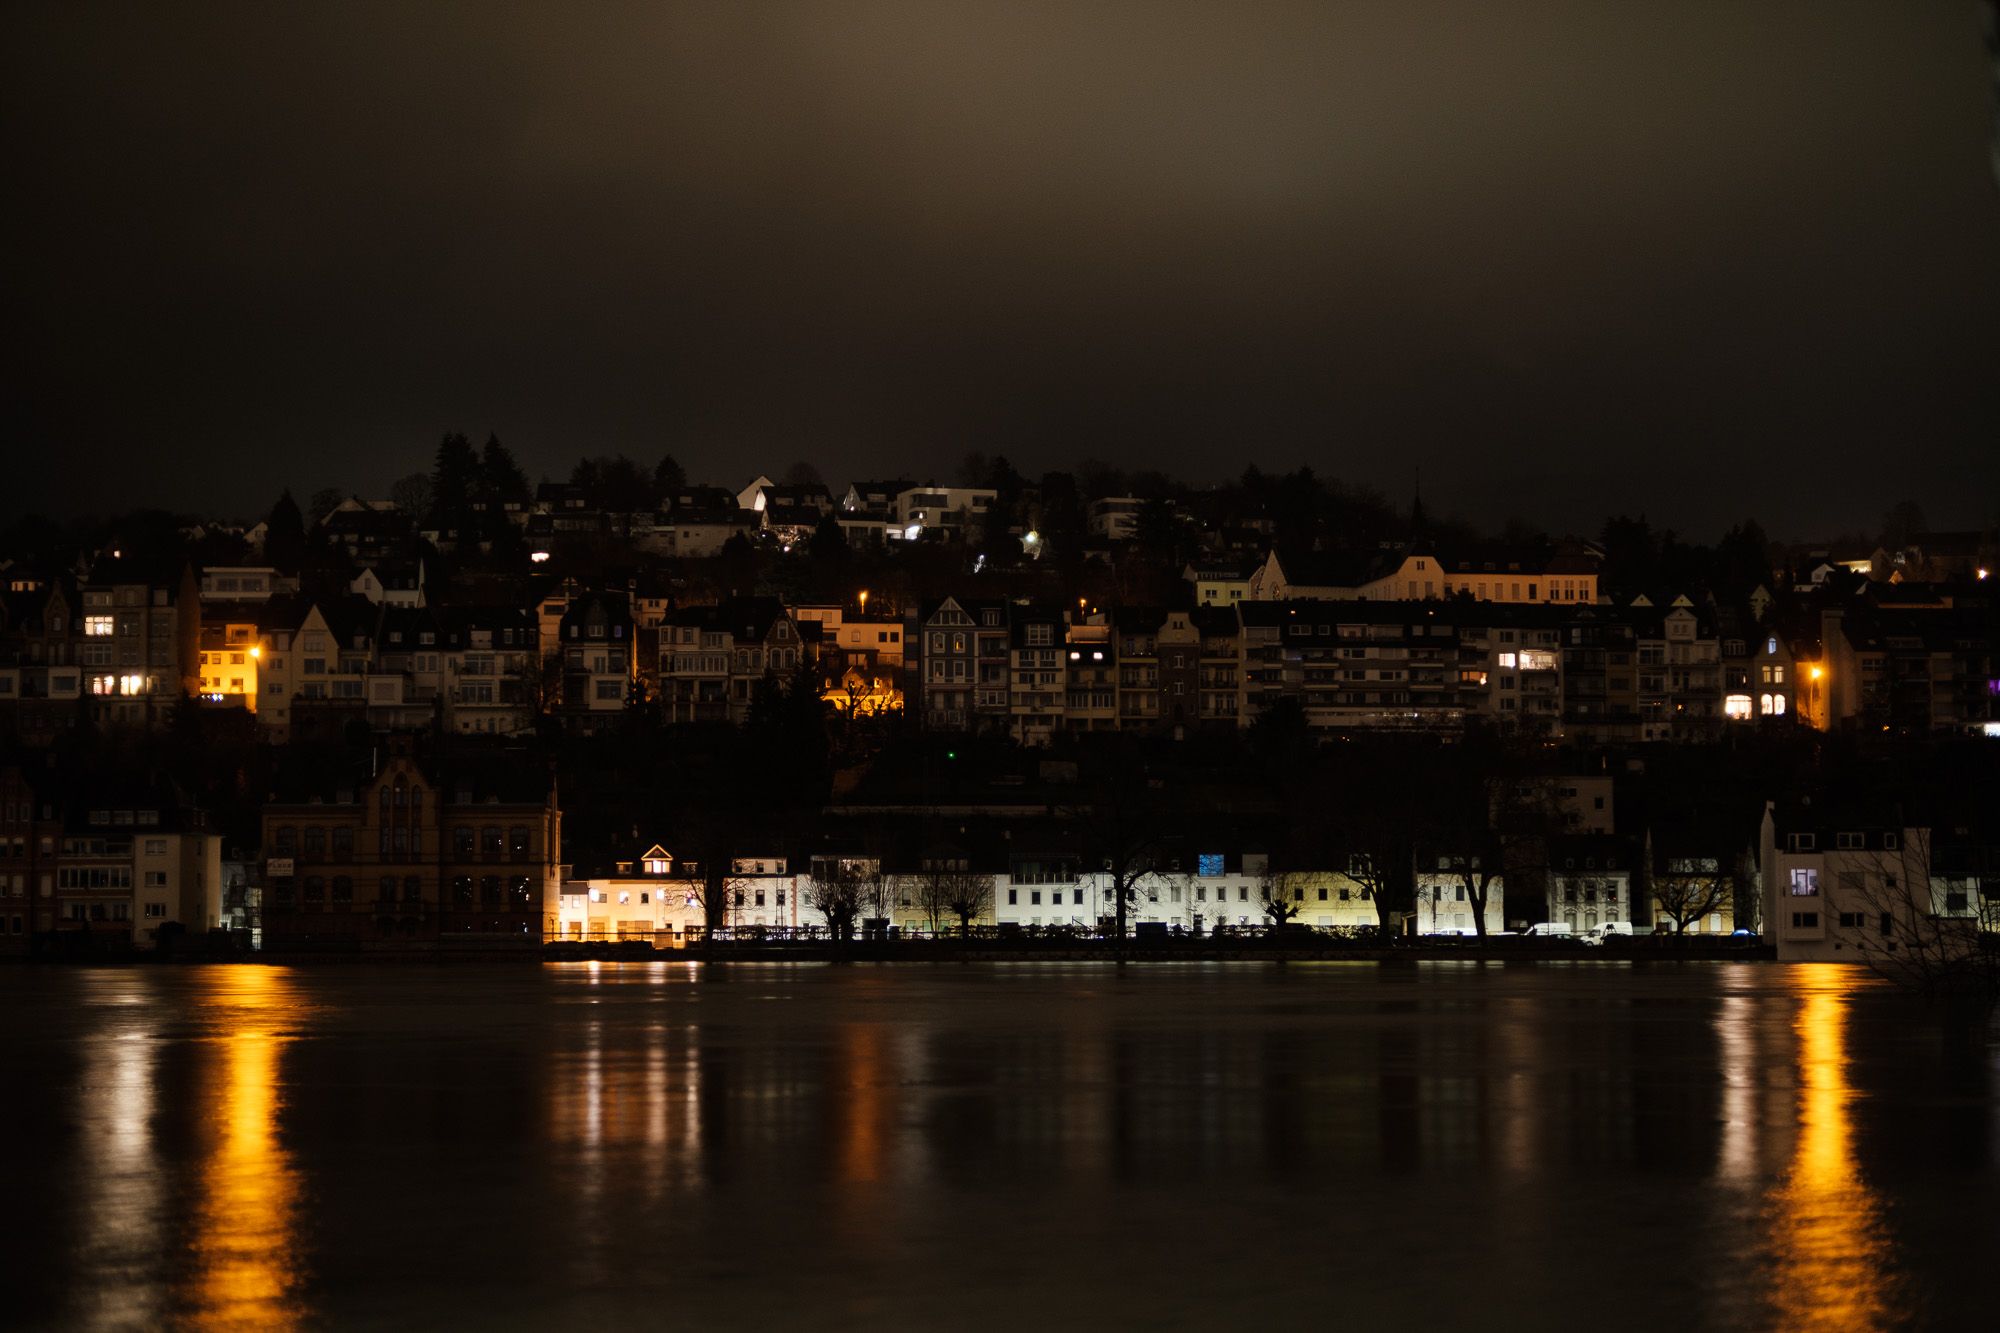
[1,962,1996,1331]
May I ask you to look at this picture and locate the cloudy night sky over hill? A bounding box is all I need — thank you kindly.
[3,1,1996,538]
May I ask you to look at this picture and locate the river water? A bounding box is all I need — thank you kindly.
[0,961,1994,1330]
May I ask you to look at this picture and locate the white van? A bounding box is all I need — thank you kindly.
[1581,921,1637,946]
[1524,923,1574,938]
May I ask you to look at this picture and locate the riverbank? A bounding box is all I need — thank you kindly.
[6,935,1777,964]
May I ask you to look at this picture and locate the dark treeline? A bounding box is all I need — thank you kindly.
[0,432,1952,619]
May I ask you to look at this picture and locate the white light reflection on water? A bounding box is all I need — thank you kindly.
[72,974,164,1330]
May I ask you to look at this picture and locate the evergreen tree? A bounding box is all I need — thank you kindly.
[654,453,687,498]
[263,490,306,571]
[480,434,531,505]
[431,431,479,524]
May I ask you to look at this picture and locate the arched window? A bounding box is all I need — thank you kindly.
[409,786,423,817]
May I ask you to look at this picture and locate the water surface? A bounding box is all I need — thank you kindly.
[1,961,1994,1330]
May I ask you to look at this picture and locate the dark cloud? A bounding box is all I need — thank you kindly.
[4,1,1996,538]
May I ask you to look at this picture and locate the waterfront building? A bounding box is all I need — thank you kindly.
[260,750,559,949]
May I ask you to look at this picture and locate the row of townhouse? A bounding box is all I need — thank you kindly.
[904,595,1743,743]
[193,595,540,740]
[0,766,223,954]
[551,843,1502,942]
[0,558,202,740]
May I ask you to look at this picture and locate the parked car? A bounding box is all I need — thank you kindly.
[1580,921,1638,946]
[1524,923,1574,938]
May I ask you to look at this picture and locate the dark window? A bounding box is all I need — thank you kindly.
[302,827,325,858]
[303,876,325,902]
[331,876,352,903]
[332,827,353,861]
[403,876,422,902]
[452,876,473,904]
[510,826,531,857]
[377,876,397,902]
[454,827,474,856]
[480,876,500,905]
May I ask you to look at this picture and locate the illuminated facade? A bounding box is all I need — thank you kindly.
[56,802,221,948]
[197,617,262,711]
[1759,806,1934,963]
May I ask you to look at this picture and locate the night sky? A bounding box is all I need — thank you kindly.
[5,2,1996,539]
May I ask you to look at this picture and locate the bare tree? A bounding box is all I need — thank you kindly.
[804,858,864,940]
[1653,856,1734,934]
[941,869,994,934]
[856,858,897,933]
[1258,868,1308,928]
[1731,848,1762,934]
[1059,744,1171,941]
[1839,830,1997,998]
[670,815,751,936]
[390,472,435,518]
[1341,852,1396,933]
[907,860,994,933]
[1432,850,1501,937]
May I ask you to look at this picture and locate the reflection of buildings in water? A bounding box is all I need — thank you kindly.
[75,975,165,1329]
[1493,995,1539,1177]
[1763,968,1899,1332]
[837,1022,890,1184]
[183,965,305,1331]
[1712,989,1792,1186]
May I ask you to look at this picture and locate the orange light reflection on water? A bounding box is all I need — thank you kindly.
[1764,966,1899,1332]
[182,966,304,1331]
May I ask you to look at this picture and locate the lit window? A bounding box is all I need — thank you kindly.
[1789,868,1819,896]
[1724,694,1753,720]
[84,616,114,637]
[1495,652,1517,668]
